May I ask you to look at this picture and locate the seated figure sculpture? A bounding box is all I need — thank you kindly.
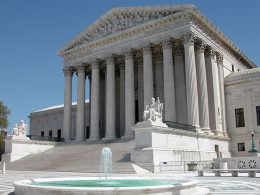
[12,120,27,137]
[142,97,166,127]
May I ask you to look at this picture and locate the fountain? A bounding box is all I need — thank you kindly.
[14,147,209,195]
[99,147,113,181]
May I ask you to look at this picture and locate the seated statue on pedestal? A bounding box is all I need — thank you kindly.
[142,97,167,127]
[12,120,27,137]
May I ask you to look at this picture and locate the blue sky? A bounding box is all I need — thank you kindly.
[0,0,259,133]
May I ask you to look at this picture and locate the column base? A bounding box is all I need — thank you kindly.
[212,130,227,137]
[64,138,72,142]
[88,136,100,141]
[102,136,117,141]
[201,128,214,135]
[74,138,85,142]
[121,134,134,140]
[195,126,203,134]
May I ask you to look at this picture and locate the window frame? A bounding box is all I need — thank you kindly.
[256,106,260,126]
[237,142,245,152]
[235,108,245,127]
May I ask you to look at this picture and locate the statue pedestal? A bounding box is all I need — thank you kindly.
[1,136,55,163]
[134,119,168,129]
[2,136,31,163]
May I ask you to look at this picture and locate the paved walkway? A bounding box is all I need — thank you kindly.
[0,171,260,194]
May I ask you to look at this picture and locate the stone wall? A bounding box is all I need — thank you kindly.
[1,137,56,163]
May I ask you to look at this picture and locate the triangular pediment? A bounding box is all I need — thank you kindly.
[60,4,195,53]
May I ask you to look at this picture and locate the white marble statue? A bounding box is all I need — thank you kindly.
[143,97,164,124]
[12,120,27,137]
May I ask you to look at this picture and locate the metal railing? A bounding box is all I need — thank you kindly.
[159,160,214,172]
[164,121,196,132]
[27,135,64,142]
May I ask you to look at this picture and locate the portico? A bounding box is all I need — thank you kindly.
[60,5,255,141]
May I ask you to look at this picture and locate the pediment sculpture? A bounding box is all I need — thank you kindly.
[63,7,187,51]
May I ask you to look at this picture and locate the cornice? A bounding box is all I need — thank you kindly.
[225,67,260,84]
[60,10,191,64]
[190,9,256,68]
[59,5,256,70]
[59,5,194,54]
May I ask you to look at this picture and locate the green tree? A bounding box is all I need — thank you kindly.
[0,101,10,130]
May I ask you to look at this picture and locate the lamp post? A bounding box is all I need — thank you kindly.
[249,132,258,153]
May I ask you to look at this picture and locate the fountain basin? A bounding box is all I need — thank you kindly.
[14,176,209,195]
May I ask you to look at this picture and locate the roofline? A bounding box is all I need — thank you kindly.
[58,4,256,69]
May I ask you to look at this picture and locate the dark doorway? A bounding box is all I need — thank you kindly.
[86,126,90,139]
[135,100,139,123]
[215,145,220,158]
[57,129,61,141]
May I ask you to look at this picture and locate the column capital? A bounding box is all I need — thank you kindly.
[105,54,114,65]
[205,47,216,59]
[123,49,133,60]
[216,52,224,64]
[90,59,99,69]
[142,43,152,55]
[181,31,195,45]
[63,67,73,77]
[195,40,206,52]
[173,41,184,56]
[161,39,172,50]
[119,64,125,70]
[76,64,85,73]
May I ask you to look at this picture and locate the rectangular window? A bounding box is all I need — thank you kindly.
[41,131,44,137]
[235,108,245,127]
[256,106,260,125]
[49,130,52,137]
[238,143,245,151]
[232,65,234,72]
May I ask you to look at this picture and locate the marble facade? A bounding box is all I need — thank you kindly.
[58,5,256,142]
[29,5,259,167]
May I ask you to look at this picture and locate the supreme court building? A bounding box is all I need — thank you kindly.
[30,5,260,158]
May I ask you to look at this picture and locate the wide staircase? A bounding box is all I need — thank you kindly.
[6,139,137,173]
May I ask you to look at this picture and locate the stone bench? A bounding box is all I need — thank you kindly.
[198,169,260,177]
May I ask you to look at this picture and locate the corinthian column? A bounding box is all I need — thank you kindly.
[89,60,100,140]
[205,47,220,133]
[104,55,116,140]
[119,64,125,137]
[162,39,176,122]
[195,41,210,132]
[173,42,187,124]
[76,65,86,141]
[137,52,144,122]
[143,43,154,108]
[63,68,73,141]
[124,49,135,138]
[217,53,227,136]
[182,32,200,128]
